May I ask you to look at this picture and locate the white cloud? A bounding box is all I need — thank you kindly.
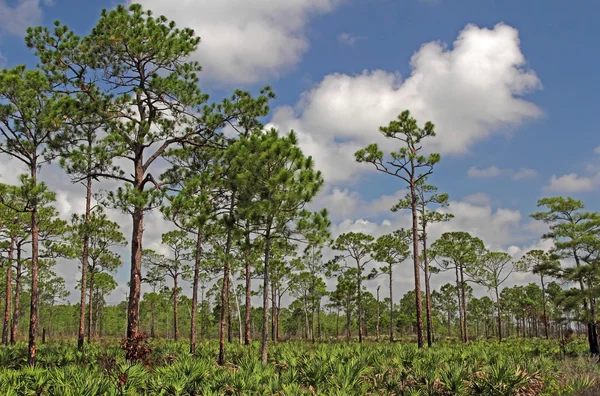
[0,0,46,37]
[545,173,598,193]
[467,165,537,180]
[133,0,343,84]
[338,33,362,46]
[468,165,505,178]
[268,23,542,183]
[594,146,600,154]
[463,192,491,206]
[512,167,538,180]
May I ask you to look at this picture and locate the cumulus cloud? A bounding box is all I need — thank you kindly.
[133,0,343,84]
[467,165,538,180]
[545,173,599,193]
[0,0,47,37]
[338,33,362,46]
[268,23,542,183]
[468,165,505,178]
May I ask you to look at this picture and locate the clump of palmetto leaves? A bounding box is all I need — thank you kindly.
[0,337,596,395]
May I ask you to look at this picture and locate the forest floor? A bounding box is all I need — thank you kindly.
[0,337,596,395]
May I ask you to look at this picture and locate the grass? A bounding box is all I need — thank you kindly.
[0,337,596,395]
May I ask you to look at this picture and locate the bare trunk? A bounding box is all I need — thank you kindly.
[495,286,502,342]
[260,226,272,363]
[356,258,363,343]
[173,275,178,341]
[11,245,22,345]
[376,286,380,341]
[455,267,464,342]
[218,193,235,365]
[28,165,40,366]
[2,236,14,345]
[410,186,424,348]
[540,275,549,340]
[389,265,394,341]
[459,266,468,342]
[422,231,433,347]
[244,230,252,345]
[87,265,95,343]
[272,282,277,342]
[127,205,144,339]
[317,298,322,340]
[190,231,202,353]
[78,176,92,350]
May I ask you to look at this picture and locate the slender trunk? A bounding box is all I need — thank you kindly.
[11,245,22,345]
[200,286,206,339]
[304,295,310,340]
[244,229,252,345]
[317,298,322,340]
[410,185,424,348]
[28,165,40,366]
[271,282,277,342]
[218,193,236,365]
[345,299,351,340]
[389,264,394,342]
[540,275,549,340]
[77,176,92,350]
[93,294,99,338]
[277,294,283,342]
[2,236,14,345]
[260,226,272,364]
[87,265,95,343]
[356,258,363,343]
[150,301,156,338]
[573,249,599,354]
[459,266,468,342]
[127,205,144,339]
[190,231,202,353]
[455,267,463,342]
[173,275,178,341]
[422,229,433,347]
[495,286,502,342]
[447,310,451,336]
[376,286,380,341]
[311,303,316,344]
[230,273,243,344]
[335,307,339,338]
[227,281,232,343]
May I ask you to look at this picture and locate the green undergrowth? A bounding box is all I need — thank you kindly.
[0,338,595,395]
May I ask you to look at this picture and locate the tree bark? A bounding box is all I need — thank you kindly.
[376,286,380,341]
[11,244,22,345]
[127,205,144,339]
[28,164,40,366]
[422,230,433,347]
[272,282,277,342]
[2,236,14,345]
[173,275,178,341]
[244,229,252,345]
[410,185,424,348]
[260,225,272,364]
[78,176,92,350]
[455,267,464,342]
[540,274,549,340]
[218,193,235,365]
[190,231,202,353]
[356,258,363,343]
[87,265,95,343]
[459,266,468,342]
[389,265,394,342]
[495,286,502,342]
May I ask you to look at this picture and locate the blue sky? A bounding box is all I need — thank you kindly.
[1,0,598,302]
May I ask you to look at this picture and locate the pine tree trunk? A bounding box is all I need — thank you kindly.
[78,176,92,350]
[422,230,433,347]
[127,205,144,339]
[272,282,277,342]
[173,275,178,341]
[317,298,322,340]
[356,258,363,343]
[190,231,202,353]
[376,286,380,341]
[11,245,22,345]
[495,286,502,342]
[28,164,40,366]
[455,267,464,342]
[88,266,95,343]
[410,184,424,348]
[260,225,272,364]
[540,275,549,340]
[389,265,394,342]
[2,236,14,345]
[244,230,252,345]
[459,266,468,342]
[218,194,235,365]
